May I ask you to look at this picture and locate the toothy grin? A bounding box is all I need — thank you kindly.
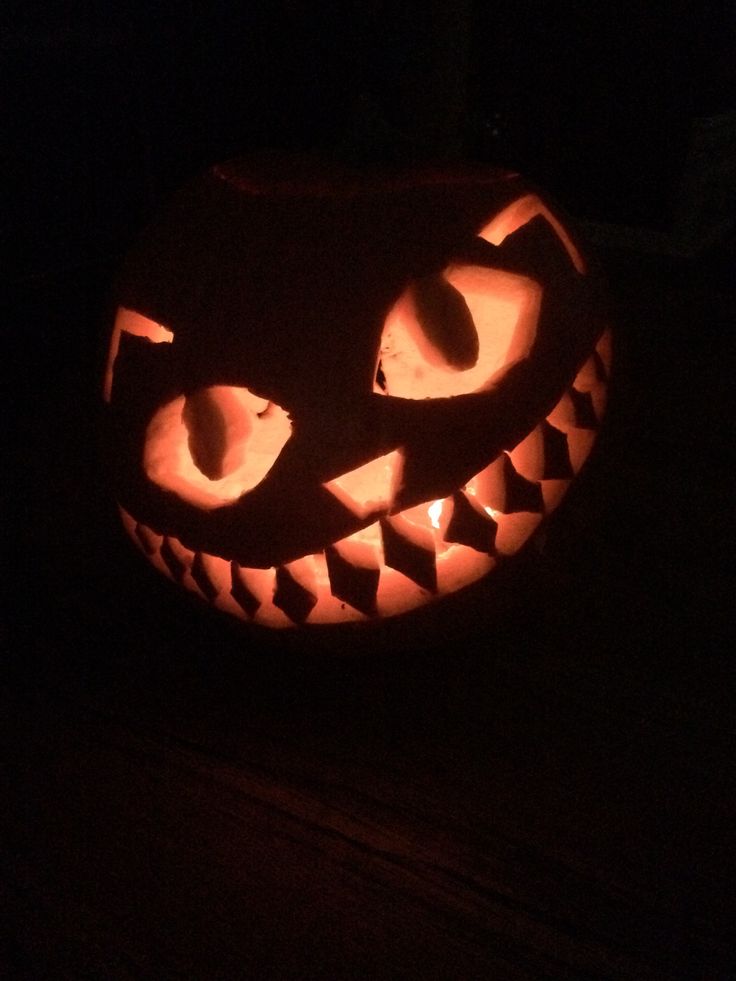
[119,331,610,627]
[107,166,612,628]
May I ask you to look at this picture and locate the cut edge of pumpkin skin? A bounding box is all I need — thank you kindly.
[104,308,173,402]
[371,193,582,404]
[118,330,610,627]
[109,169,606,629]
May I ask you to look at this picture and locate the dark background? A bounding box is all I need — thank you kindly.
[3,3,734,979]
[5,0,735,280]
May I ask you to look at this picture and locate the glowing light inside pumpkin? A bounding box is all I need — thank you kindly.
[144,387,291,508]
[344,521,384,550]
[323,450,403,519]
[119,321,610,627]
[428,499,444,529]
[108,160,610,631]
[376,266,540,399]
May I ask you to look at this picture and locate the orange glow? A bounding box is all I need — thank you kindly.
[121,336,607,627]
[574,341,611,423]
[463,479,502,521]
[596,329,613,374]
[120,329,609,627]
[104,307,173,402]
[376,267,540,399]
[324,450,403,518]
[343,521,384,550]
[112,195,609,628]
[508,426,545,483]
[144,387,291,507]
[479,194,586,274]
[540,479,570,513]
[493,511,544,556]
[435,545,495,596]
[332,535,382,571]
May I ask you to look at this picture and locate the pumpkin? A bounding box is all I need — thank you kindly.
[104,159,611,628]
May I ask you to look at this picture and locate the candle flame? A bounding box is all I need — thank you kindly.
[428,499,444,529]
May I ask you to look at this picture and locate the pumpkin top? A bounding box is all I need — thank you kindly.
[211,152,516,197]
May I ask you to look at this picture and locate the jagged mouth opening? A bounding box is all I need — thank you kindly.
[107,185,609,626]
[119,330,610,627]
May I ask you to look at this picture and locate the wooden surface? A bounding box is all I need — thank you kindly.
[4,243,733,979]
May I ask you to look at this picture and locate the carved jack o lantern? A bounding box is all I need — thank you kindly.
[104,160,611,628]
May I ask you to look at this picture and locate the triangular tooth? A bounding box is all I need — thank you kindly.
[566,428,597,475]
[540,421,574,480]
[118,506,137,536]
[471,455,507,513]
[494,511,544,557]
[191,552,219,603]
[160,537,188,581]
[509,426,545,483]
[134,522,162,556]
[540,478,572,513]
[590,384,607,422]
[443,491,497,554]
[568,387,598,430]
[230,563,261,619]
[546,391,577,432]
[273,565,318,624]
[500,454,544,514]
[595,329,613,377]
[380,516,437,593]
[325,545,380,616]
[323,450,403,519]
[574,352,607,391]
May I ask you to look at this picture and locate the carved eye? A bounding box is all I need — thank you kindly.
[144,385,292,508]
[374,263,541,400]
[108,175,608,631]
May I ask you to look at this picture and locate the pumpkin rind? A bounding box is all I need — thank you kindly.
[106,161,610,627]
